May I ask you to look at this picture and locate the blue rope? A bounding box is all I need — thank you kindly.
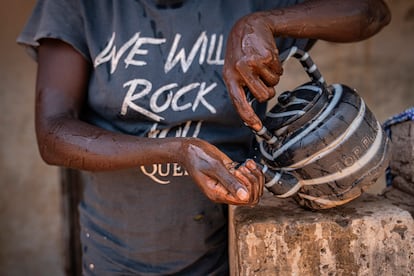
[382,106,414,186]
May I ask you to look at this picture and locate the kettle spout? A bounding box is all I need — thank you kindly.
[258,163,302,198]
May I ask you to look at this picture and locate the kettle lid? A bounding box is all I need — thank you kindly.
[264,82,330,138]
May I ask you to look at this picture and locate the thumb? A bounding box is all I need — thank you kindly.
[216,164,250,201]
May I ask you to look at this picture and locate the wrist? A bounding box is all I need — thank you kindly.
[177,137,202,166]
[237,10,277,32]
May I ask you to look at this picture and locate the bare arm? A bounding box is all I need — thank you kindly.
[223,0,391,131]
[35,39,263,205]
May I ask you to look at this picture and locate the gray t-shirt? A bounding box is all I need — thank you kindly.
[18,0,311,274]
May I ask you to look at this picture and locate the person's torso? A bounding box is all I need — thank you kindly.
[74,0,307,274]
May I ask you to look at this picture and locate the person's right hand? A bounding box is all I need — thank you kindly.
[180,138,264,206]
[223,11,283,133]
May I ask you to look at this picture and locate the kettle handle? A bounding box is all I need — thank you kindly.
[279,46,328,89]
[251,47,328,143]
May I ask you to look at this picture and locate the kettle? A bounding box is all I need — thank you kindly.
[250,47,390,210]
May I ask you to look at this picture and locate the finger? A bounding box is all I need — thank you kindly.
[259,65,282,88]
[192,170,247,205]
[226,79,263,132]
[209,179,256,206]
[245,159,265,197]
[217,168,250,202]
[235,166,260,205]
[233,168,252,191]
[205,159,250,202]
[226,161,252,196]
[242,164,264,204]
[208,179,244,205]
[252,50,283,88]
[237,61,276,102]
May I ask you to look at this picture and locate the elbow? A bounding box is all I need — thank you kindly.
[35,117,65,167]
[37,140,59,166]
[36,131,61,167]
[359,0,391,39]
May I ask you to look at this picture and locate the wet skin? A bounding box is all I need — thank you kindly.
[35,0,390,206]
[223,0,391,132]
[36,40,263,205]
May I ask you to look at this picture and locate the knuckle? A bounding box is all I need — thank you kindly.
[245,55,262,67]
[262,49,275,61]
[235,59,248,72]
[222,67,232,81]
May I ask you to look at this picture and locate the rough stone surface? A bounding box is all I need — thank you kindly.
[382,121,414,217]
[388,121,414,196]
[382,187,414,218]
[229,193,414,276]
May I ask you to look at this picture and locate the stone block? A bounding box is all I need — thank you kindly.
[382,187,414,217]
[389,121,414,196]
[229,192,414,276]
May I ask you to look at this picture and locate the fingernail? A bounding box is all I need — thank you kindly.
[245,159,255,169]
[236,188,249,201]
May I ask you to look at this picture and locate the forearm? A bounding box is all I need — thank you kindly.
[255,0,391,42]
[36,115,186,171]
[223,0,390,132]
[34,36,261,205]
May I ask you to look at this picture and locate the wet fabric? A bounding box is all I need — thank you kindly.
[18,0,311,274]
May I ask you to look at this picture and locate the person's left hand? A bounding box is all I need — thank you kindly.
[180,138,264,206]
[223,12,283,132]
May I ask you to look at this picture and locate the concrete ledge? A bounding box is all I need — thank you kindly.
[229,192,414,276]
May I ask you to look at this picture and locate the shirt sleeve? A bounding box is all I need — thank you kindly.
[16,0,89,62]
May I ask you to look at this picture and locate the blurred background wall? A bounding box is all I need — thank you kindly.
[0,0,413,275]
[0,1,64,276]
